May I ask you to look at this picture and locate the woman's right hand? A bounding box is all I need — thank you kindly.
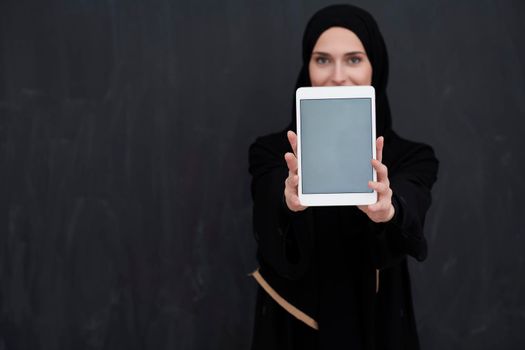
[284,131,308,212]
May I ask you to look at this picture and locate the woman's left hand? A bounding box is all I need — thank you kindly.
[358,136,395,223]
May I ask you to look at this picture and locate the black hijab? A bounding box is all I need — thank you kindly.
[291,4,392,136]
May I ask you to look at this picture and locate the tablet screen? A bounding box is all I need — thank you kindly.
[300,98,373,194]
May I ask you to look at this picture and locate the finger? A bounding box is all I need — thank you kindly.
[368,181,389,194]
[285,174,299,188]
[284,185,294,200]
[287,130,298,156]
[367,202,381,212]
[292,195,303,208]
[367,199,389,213]
[376,136,384,163]
[291,174,299,187]
[284,152,298,173]
[286,191,306,212]
[284,178,296,197]
[371,159,389,184]
[357,204,369,213]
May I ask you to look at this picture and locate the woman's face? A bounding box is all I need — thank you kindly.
[309,27,372,87]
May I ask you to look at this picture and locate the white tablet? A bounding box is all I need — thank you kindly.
[296,86,377,206]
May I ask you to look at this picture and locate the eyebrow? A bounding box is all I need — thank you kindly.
[312,51,366,56]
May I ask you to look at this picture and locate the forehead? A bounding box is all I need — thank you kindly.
[312,27,366,53]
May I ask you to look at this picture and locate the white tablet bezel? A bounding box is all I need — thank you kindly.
[296,86,377,206]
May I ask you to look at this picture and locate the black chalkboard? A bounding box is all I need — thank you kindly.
[1,0,524,349]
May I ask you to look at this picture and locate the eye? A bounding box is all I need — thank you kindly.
[348,56,362,64]
[315,56,330,65]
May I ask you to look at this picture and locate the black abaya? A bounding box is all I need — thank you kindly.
[249,129,438,349]
[248,4,439,350]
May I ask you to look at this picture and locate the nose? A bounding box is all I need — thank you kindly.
[331,62,346,86]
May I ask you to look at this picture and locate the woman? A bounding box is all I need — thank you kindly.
[249,4,438,350]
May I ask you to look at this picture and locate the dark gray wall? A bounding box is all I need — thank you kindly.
[0,0,524,349]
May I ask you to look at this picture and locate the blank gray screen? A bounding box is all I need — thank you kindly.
[300,98,373,194]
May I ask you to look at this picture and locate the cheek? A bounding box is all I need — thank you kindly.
[361,63,373,85]
[308,62,328,86]
[355,71,372,85]
[348,61,373,85]
[349,70,372,85]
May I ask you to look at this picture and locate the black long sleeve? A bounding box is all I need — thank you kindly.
[370,132,439,269]
[249,133,315,280]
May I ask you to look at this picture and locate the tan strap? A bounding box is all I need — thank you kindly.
[250,268,380,331]
[250,269,319,330]
[376,269,380,293]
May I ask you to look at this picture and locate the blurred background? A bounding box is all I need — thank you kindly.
[0,0,524,349]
